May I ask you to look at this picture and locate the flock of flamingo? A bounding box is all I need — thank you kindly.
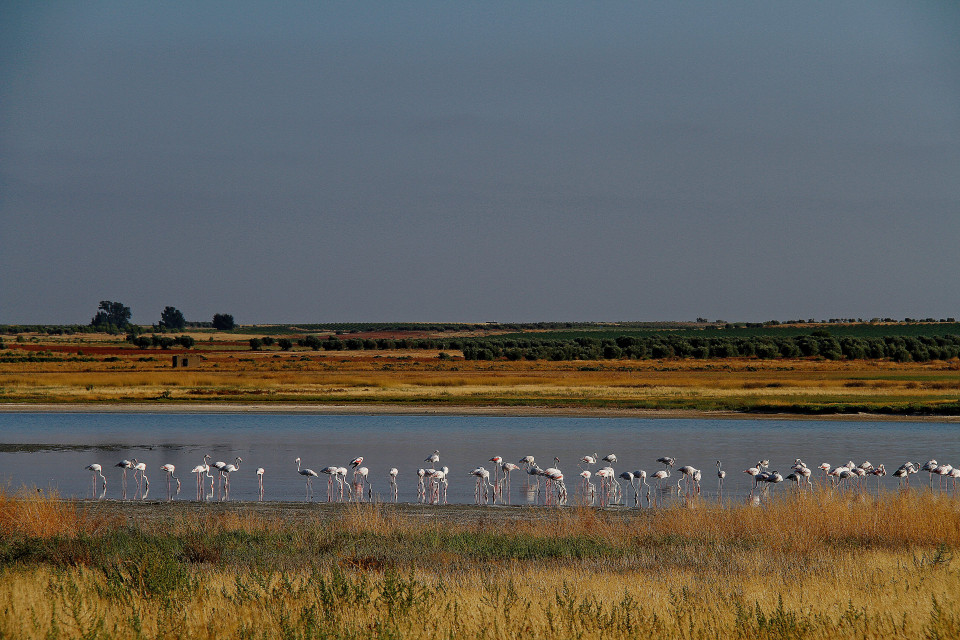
[81,450,959,506]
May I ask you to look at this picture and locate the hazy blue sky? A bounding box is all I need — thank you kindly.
[2,2,959,325]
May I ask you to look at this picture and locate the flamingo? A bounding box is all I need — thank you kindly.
[202,454,216,499]
[211,459,228,499]
[692,468,702,495]
[656,457,675,471]
[934,464,954,492]
[580,470,596,505]
[85,464,106,499]
[256,467,265,501]
[349,457,364,497]
[489,456,503,500]
[320,466,339,502]
[295,457,319,500]
[818,463,831,487]
[678,465,697,496]
[652,469,670,506]
[133,460,149,499]
[425,450,440,465]
[220,457,241,500]
[388,468,399,502]
[893,465,909,488]
[716,460,726,498]
[335,467,348,500]
[921,459,938,489]
[602,453,617,465]
[469,467,493,504]
[354,466,370,501]
[619,471,636,505]
[580,453,598,467]
[870,464,886,492]
[500,462,519,503]
[159,464,181,501]
[416,468,427,503]
[190,463,207,501]
[519,455,536,490]
[115,459,134,500]
[632,469,650,507]
[743,464,761,491]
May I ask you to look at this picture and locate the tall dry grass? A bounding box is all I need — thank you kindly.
[0,490,959,638]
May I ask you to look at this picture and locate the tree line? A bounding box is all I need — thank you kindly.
[278,332,960,363]
[458,333,960,363]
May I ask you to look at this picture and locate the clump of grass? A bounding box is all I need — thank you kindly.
[0,488,101,538]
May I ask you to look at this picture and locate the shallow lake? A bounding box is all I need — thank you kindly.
[0,412,956,505]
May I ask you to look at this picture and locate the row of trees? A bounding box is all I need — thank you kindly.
[460,334,960,363]
[89,301,234,333]
[271,332,960,363]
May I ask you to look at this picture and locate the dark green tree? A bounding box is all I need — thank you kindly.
[212,313,235,330]
[90,300,132,330]
[278,338,293,351]
[249,338,263,351]
[177,335,195,349]
[159,306,186,331]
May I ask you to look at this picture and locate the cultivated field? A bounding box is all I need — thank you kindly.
[0,489,958,638]
[1,330,959,416]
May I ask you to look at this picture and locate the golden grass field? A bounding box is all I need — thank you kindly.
[1,331,959,416]
[0,488,958,639]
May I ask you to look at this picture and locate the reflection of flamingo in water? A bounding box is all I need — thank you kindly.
[159,463,181,501]
[85,464,106,499]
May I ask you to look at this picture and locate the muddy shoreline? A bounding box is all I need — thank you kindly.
[1,402,958,422]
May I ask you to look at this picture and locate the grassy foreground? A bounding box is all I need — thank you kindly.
[1,489,958,638]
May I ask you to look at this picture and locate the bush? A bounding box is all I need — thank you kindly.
[249,338,263,351]
[278,338,293,351]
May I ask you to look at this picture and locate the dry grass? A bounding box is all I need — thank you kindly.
[2,354,960,414]
[0,490,958,638]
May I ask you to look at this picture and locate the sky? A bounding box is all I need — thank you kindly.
[2,2,959,325]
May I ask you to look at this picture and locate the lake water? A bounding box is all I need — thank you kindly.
[0,412,956,505]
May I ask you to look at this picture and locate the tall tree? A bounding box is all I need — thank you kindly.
[159,306,186,331]
[90,300,131,329]
[212,313,235,330]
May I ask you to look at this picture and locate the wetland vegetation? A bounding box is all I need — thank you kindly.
[0,488,958,638]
